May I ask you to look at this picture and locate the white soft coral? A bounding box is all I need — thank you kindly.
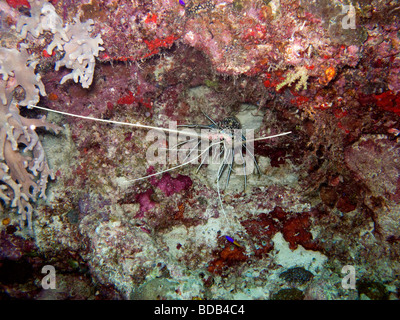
[55,16,104,88]
[16,0,103,89]
[0,46,46,106]
[0,98,61,229]
[16,0,68,49]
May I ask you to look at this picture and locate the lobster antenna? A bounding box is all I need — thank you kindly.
[29,105,203,139]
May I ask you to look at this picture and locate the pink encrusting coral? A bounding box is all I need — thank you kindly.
[135,189,156,218]
[150,172,193,197]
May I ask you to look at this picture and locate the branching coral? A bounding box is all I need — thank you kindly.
[16,0,67,46]
[0,45,60,229]
[0,46,46,107]
[54,16,104,88]
[276,66,310,91]
[16,0,104,88]
[0,0,104,230]
[0,99,61,228]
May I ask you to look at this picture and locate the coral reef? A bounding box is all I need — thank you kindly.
[345,134,400,240]
[0,0,400,301]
